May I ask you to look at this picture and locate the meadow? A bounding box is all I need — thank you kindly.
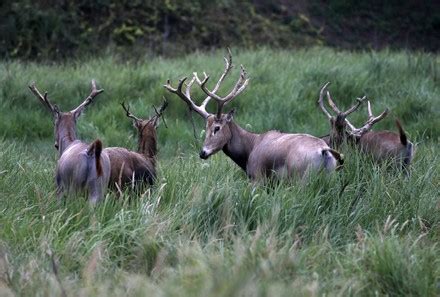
[0,48,439,296]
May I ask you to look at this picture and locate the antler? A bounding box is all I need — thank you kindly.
[121,102,142,122]
[325,90,366,119]
[318,82,368,131]
[197,63,249,118]
[71,80,104,115]
[349,101,389,137]
[164,48,238,119]
[164,76,210,119]
[151,97,169,127]
[318,82,332,119]
[28,82,60,115]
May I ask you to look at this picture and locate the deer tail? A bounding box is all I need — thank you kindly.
[395,119,415,172]
[87,139,103,176]
[322,148,344,171]
[395,119,408,146]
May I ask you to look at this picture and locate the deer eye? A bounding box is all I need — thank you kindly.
[213,126,220,134]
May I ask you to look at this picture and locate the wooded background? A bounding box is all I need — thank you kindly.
[1,0,438,60]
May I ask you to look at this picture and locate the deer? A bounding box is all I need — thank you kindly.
[28,80,111,203]
[164,49,344,181]
[104,99,168,192]
[317,82,414,173]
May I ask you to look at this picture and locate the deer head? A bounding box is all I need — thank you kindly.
[318,82,389,148]
[121,98,168,157]
[164,48,249,159]
[29,80,104,154]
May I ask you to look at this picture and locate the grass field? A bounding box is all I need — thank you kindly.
[0,48,439,296]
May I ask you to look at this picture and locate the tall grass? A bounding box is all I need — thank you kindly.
[0,48,439,296]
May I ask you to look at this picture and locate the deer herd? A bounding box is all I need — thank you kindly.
[28,49,414,204]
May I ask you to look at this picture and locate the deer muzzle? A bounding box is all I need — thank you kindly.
[199,149,209,159]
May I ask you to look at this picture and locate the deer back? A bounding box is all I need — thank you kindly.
[106,147,156,189]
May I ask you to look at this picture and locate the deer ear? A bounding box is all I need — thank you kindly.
[226,109,235,122]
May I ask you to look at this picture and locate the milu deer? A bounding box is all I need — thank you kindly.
[104,99,168,191]
[318,82,414,172]
[164,50,343,181]
[28,80,110,203]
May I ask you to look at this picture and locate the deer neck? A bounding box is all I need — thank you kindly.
[137,130,157,160]
[57,122,78,156]
[222,121,259,172]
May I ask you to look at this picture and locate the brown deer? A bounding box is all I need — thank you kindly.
[164,50,343,181]
[318,82,414,172]
[28,80,111,203]
[104,99,168,191]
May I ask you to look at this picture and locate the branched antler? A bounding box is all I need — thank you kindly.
[164,48,240,119]
[121,102,142,122]
[28,82,60,115]
[349,101,389,137]
[196,64,249,118]
[164,77,210,119]
[318,82,389,138]
[151,97,169,128]
[71,80,104,115]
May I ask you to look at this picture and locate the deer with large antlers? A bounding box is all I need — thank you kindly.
[318,82,414,172]
[104,99,168,192]
[28,80,111,203]
[164,50,343,181]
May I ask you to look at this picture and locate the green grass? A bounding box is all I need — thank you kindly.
[0,48,439,296]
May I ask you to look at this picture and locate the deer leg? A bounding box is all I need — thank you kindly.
[55,173,64,204]
[56,185,64,205]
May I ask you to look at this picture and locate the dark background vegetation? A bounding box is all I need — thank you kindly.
[1,0,439,60]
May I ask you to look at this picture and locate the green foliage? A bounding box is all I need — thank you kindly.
[0,0,322,60]
[0,48,439,295]
[1,1,438,60]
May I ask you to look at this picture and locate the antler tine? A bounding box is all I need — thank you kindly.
[341,95,366,117]
[212,47,234,94]
[157,97,169,114]
[121,102,142,122]
[326,90,341,114]
[164,77,210,119]
[28,82,59,114]
[192,49,234,114]
[367,100,373,118]
[318,82,332,119]
[71,79,104,114]
[349,100,390,137]
[185,76,197,99]
[151,97,169,128]
[365,100,389,125]
[323,87,368,134]
[199,64,249,118]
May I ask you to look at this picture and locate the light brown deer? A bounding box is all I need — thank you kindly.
[318,82,414,172]
[104,99,168,191]
[164,50,343,181]
[28,80,110,203]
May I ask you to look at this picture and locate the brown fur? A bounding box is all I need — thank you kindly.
[201,114,342,181]
[323,118,414,171]
[53,113,110,203]
[29,81,110,203]
[359,131,406,161]
[105,117,161,190]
